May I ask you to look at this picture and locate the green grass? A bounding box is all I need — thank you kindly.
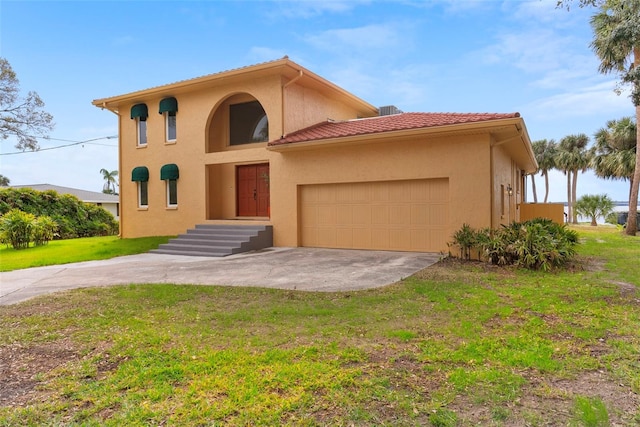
[0,235,171,271]
[0,227,638,425]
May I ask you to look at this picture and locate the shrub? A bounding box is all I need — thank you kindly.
[450,218,578,270]
[605,212,619,225]
[32,215,58,246]
[450,223,475,259]
[0,187,118,239]
[0,209,35,249]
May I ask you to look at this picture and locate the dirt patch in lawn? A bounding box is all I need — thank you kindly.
[412,256,516,283]
[440,370,639,425]
[0,339,78,406]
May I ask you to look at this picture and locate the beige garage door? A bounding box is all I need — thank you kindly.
[300,179,449,252]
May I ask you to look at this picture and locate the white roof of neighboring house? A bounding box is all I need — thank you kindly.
[8,184,119,204]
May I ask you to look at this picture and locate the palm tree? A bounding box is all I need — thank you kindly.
[531,139,557,203]
[591,117,637,200]
[575,194,615,226]
[556,134,591,223]
[100,168,119,195]
[590,0,640,235]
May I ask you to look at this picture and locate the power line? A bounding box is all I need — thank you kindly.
[0,135,118,156]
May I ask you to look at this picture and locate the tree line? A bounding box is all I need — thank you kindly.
[530,116,637,223]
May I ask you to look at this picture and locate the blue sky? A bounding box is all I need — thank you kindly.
[0,0,634,203]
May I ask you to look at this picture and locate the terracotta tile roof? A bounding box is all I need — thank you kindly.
[269,112,521,146]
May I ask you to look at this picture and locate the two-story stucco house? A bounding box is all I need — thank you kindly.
[92,57,537,256]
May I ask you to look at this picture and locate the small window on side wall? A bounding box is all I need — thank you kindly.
[131,104,148,147]
[131,166,149,208]
[160,163,179,208]
[166,179,177,207]
[138,181,149,207]
[159,97,178,143]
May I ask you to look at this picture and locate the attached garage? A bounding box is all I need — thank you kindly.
[300,178,449,252]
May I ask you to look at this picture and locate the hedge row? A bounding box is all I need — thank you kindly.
[0,188,118,239]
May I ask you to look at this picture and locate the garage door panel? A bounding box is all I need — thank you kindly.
[430,203,449,226]
[352,205,372,225]
[390,205,411,225]
[300,179,449,252]
[371,228,390,249]
[317,186,336,203]
[372,205,389,225]
[430,180,449,201]
[317,228,337,247]
[411,204,429,224]
[336,228,353,247]
[302,227,318,247]
[410,181,430,201]
[389,182,411,202]
[352,228,372,248]
[336,205,353,225]
[318,206,336,225]
[389,229,412,250]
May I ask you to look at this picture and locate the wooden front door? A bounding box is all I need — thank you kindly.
[237,164,270,217]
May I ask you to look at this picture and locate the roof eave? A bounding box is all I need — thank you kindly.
[92,58,378,116]
[268,117,527,152]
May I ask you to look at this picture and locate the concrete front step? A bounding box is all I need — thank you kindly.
[151,224,273,257]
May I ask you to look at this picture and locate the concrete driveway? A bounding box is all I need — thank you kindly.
[0,248,441,306]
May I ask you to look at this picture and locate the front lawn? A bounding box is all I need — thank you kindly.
[0,227,638,425]
[0,235,171,272]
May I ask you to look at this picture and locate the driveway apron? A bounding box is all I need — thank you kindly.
[0,248,441,306]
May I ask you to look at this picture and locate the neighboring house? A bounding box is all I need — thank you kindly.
[10,184,120,219]
[92,57,536,253]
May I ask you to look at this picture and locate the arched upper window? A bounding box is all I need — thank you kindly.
[229,101,269,145]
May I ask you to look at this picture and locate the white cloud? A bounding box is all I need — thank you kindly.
[409,0,492,14]
[509,0,592,27]
[523,80,632,120]
[479,29,580,75]
[269,0,371,19]
[304,23,402,53]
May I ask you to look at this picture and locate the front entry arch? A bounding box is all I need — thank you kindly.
[237,164,270,217]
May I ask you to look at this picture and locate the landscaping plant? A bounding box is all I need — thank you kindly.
[0,187,118,238]
[574,194,614,226]
[0,209,35,249]
[450,218,579,270]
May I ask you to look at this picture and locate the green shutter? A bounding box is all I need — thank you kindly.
[160,164,179,180]
[159,97,178,114]
[130,103,148,120]
[131,166,149,182]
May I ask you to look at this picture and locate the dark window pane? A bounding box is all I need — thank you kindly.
[138,119,147,145]
[167,112,177,141]
[230,101,268,146]
[140,181,148,206]
[168,179,178,205]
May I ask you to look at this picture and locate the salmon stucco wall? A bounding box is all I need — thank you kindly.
[119,74,373,238]
[491,142,522,228]
[267,133,494,251]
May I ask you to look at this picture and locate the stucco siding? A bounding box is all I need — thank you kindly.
[284,83,374,136]
[269,133,493,252]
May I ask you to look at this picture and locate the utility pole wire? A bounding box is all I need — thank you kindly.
[0,135,118,156]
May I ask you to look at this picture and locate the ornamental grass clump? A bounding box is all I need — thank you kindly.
[0,209,58,249]
[450,218,578,271]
